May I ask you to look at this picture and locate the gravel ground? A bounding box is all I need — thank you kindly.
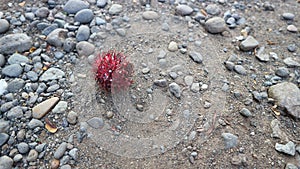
[0,0,300,169]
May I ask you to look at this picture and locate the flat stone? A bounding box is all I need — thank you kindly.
[116,28,126,37]
[270,119,288,141]
[27,149,38,162]
[32,97,60,119]
[169,82,181,98]
[76,25,90,41]
[239,108,252,117]
[176,5,193,16]
[240,36,259,51]
[282,13,295,20]
[142,11,159,20]
[168,41,178,52]
[205,4,221,15]
[27,119,44,129]
[275,141,295,156]
[52,101,68,114]
[0,155,13,169]
[54,142,67,159]
[7,106,23,120]
[7,78,25,93]
[109,4,123,15]
[46,28,68,47]
[40,68,65,81]
[0,33,32,55]
[8,53,29,64]
[68,148,78,160]
[61,165,72,169]
[205,17,226,34]
[87,117,104,129]
[2,64,23,77]
[234,65,247,75]
[189,51,203,64]
[35,7,50,18]
[268,82,300,118]
[0,19,9,33]
[285,163,298,169]
[287,25,298,33]
[63,0,89,14]
[76,41,95,56]
[222,133,238,149]
[74,9,94,24]
[283,57,300,67]
[275,67,289,78]
[0,133,9,146]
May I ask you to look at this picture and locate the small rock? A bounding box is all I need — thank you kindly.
[0,120,10,133]
[7,106,23,120]
[256,54,269,62]
[27,119,44,129]
[35,7,50,18]
[190,83,200,93]
[116,28,126,37]
[8,53,29,65]
[282,13,295,20]
[0,54,5,67]
[17,142,29,154]
[270,119,288,141]
[106,111,113,119]
[205,17,226,34]
[52,101,68,114]
[87,117,104,129]
[268,82,300,119]
[287,44,297,52]
[154,79,167,87]
[239,108,252,117]
[224,61,234,71]
[222,133,238,149]
[7,78,25,93]
[75,9,94,24]
[240,36,259,51]
[76,41,95,56]
[0,155,13,169]
[27,149,38,162]
[275,67,289,78]
[2,64,23,77]
[76,25,90,41]
[169,82,181,98]
[283,57,300,67]
[46,28,68,47]
[287,25,298,33]
[96,0,107,8]
[0,33,32,55]
[205,4,221,15]
[26,71,39,82]
[275,141,295,156]
[142,11,159,20]
[54,142,68,159]
[51,159,60,169]
[63,38,76,52]
[40,68,65,81]
[0,133,9,146]
[184,76,193,86]
[32,97,60,119]
[63,0,89,14]
[285,163,298,169]
[0,19,9,33]
[67,111,78,124]
[69,148,78,160]
[13,154,22,162]
[189,51,203,64]
[168,41,178,52]
[234,65,247,75]
[176,5,193,16]
[109,4,123,15]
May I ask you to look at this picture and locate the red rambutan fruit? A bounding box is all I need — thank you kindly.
[93,51,134,93]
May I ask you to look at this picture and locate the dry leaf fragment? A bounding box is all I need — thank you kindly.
[45,118,58,133]
[200,9,207,16]
[271,105,280,116]
[29,47,36,53]
[18,1,26,7]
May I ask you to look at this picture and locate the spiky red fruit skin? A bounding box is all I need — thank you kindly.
[93,51,134,93]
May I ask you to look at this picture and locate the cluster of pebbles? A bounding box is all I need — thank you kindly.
[0,0,299,168]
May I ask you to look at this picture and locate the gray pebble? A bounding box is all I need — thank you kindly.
[75,9,94,24]
[109,4,123,15]
[52,101,68,114]
[283,57,300,67]
[287,44,297,52]
[46,28,68,48]
[234,65,247,75]
[87,117,104,129]
[189,51,203,64]
[162,22,169,31]
[36,83,47,93]
[169,82,181,98]
[54,142,68,159]
[76,41,95,56]
[176,5,193,16]
[13,154,22,162]
[8,53,29,65]
[0,155,13,169]
[224,61,234,71]
[40,68,65,81]
[27,119,44,129]
[0,102,13,113]
[25,12,35,20]
[27,149,38,162]
[205,17,226,34]
[191,83,200,93]
[0,54,5,67]
[205,4,221,15]
[7,106,23,120]
[154,79,167,87]
[2,64,23,77]
[95,17,106,25]
[116,28,126,37]
[63,0,89,14]
[76,25,90,41]
[275,141,295,156]
[67,111,78,124]
[275,67,289,78]
[69,148,78,160]
[240,36,259,51]
[47,84,60,92]
[17,142,29,154]
[35,143,46,153]
[142,11,159,20]
[0,19,9,33]
[42,24,59,36]
[222,133,238,149]
[97,0,107,8]
[239,108,252,117]
[287,25,298,33]
[26,71,39,82]
[63,38,76,53]
[282,13,295,20]
[7,78,25,93]
[285,163,298,169]
[0,121,10,133]
[35,7,49,18]
[0,133,9,146]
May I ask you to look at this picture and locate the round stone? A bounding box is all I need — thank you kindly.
[76,41,95,56]
[76,25,90,41]
[142,11,159,20]
[168,41,178,52]
[35,7,50,18]
[67,111,78,124]
[0,155,13,169]
[109,4,123,15]
[0,19,9,33]
[287,25,298,33]
[27,149,38,162]
[17,142,29,154]
[176,5,193,16]
[282,13,295,20]
[75,9,94,24]
[205,17,226,34]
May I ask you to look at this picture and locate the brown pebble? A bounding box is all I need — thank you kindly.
[50,159,60,169]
